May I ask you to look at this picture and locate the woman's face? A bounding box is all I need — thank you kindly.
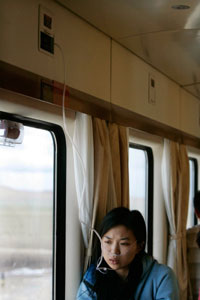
[101,225,140,279]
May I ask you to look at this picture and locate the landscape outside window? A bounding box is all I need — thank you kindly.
[0,126,54,300]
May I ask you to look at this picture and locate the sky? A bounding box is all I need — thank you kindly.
[129,147,146,217]
[0,126,54,192]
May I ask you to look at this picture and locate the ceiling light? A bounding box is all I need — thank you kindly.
[171,4,190,9]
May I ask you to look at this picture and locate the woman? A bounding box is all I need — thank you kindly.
[77,207,179,299]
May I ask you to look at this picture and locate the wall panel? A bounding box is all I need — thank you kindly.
[111,41,180,129]
[0,0,111,101]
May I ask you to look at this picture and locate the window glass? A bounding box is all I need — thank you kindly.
[187,158,197,229]
[129,148,146,219]
[129,144,153,254]
[0,126,54,300]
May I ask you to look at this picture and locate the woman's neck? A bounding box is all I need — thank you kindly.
[115,267,129,280]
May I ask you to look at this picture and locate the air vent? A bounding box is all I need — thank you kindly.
[38,5,54,55]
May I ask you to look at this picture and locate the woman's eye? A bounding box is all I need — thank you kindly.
[104,240,111,244]
[120,243,130,246]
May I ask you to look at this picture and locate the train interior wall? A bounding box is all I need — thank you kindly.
[1,0,200,299]
[1,0,200,138]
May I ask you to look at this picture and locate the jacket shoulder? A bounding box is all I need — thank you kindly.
[83,264,96,286]
[137,254,179,299]
[76,265,96,300]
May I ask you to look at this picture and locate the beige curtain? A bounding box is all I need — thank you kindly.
[84,118,129,271]
[92,118,129,227]
[109,123,129,208]
[92,118,117,227]
[162,139,189,300]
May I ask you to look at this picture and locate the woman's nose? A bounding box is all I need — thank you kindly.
[111,243,120,255]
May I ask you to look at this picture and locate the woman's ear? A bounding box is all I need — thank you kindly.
[195,208,200,219]
[136,241,145,253]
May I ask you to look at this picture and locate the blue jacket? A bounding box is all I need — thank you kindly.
[76,253,179,299]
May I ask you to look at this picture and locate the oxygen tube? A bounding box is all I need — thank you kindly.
[54,42,109,273]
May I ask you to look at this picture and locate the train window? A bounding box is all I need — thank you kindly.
[187,158,198,229]
[129,144,153,254]
[0,117,66,300]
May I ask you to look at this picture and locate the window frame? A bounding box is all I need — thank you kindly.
[0,111,66,300]
[129,143,154,255]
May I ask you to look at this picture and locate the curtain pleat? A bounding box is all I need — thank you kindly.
[73,112,94,248]
[109,123,129,207]
[162,139,189,300]
[93,118,117,228]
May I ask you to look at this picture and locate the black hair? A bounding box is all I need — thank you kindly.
[95,207,146,260]
[196,230,200,248]
[194,191,200,213]
[194,191,200,249]
[92,207,146,300]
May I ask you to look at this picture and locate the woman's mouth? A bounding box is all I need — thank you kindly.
[109,258,119,265]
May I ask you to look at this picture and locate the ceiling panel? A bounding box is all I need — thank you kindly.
[184,83,200,99]
[55,0,200,99]
[56,0,200,38]
[119,29,200,86]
